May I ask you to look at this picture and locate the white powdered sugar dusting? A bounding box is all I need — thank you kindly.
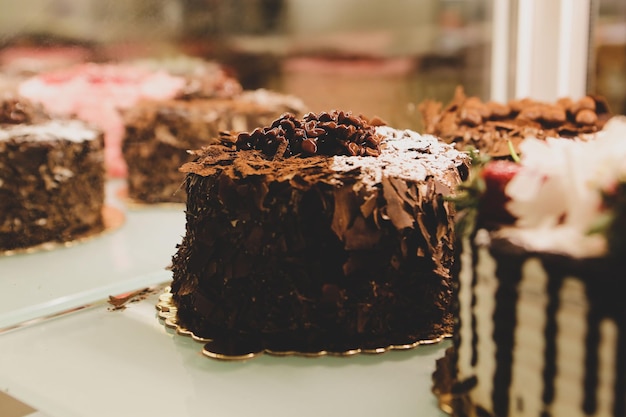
[0,120,99,143]
[330,126,466,188]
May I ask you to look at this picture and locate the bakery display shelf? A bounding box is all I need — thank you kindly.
[0,179,186,330]
[0,286,449,417]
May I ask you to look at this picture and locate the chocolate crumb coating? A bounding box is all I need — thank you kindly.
[122,89,306,204]
[0,107,105,251]
[419,86,612,157]
[170,112,468,353]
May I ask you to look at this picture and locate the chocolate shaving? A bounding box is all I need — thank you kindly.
[107,287,152,311]
[381,176,415,230]
[331,186,358,239]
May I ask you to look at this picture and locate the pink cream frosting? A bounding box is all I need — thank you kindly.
[19,63,186,177]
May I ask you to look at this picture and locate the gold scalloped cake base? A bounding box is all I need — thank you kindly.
[0,205,125,257]
[156,286,452,361]
[432,347,479,417]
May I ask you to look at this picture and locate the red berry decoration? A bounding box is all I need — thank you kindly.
[479,160,521,224]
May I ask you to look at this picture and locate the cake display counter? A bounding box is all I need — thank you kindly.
[0,273,449,417]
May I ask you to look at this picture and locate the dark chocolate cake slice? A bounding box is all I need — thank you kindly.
[122,89,305,204]
[0,97,105,252]
[169,111,469,355]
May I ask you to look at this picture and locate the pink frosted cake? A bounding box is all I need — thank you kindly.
[435,117,626,417]
[18,62,241,177]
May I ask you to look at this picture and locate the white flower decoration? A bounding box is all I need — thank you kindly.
[502,116,626,257]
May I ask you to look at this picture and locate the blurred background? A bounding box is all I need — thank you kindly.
[0,0,624,128]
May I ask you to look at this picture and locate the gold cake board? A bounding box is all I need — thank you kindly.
[156,286,451,361]
[432,346,482,417]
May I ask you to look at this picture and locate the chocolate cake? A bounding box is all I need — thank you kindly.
[169,111,469,356]
[0,97,105,252]
[420,86,612,157]
[121,89,306,204]
[434,118,626,417]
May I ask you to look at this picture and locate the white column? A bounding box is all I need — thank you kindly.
[490,0,512,102]
[513,0,591,101]
[556,0,592,98]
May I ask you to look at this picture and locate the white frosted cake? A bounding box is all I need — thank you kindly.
[438,117,626,417]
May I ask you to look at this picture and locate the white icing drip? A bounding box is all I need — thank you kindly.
[330,126,466,189]
[468,233,499,412]
[508,258,549,417]
[596,319,618,417]
[457,235,475,379]
[551,277,588,417]
[0,120,99,143]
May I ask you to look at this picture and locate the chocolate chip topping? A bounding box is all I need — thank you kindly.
[419,86,612,157]
[235,111,387,159]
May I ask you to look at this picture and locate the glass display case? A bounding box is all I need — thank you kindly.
[0,1,624,416]
[0,0,494,130]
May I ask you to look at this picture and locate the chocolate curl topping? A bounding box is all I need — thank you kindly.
[235,111,387,159]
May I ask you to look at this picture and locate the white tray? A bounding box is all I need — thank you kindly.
[0,287,449,417]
